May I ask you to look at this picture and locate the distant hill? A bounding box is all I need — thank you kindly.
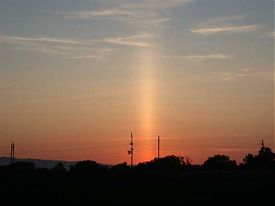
[0,157,76,169]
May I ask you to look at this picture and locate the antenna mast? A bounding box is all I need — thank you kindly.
[157,136,160,159]
[128,132,134,167]
[10,142,15,164]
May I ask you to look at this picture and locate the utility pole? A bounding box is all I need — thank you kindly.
[157,136,160,159]
[128,132,134,167]
[10,142,15,164]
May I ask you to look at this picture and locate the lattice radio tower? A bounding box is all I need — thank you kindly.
[128,132,134,167]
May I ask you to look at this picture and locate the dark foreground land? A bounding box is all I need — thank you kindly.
[0,163,274,205]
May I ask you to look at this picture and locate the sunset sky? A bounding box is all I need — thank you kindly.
[0,0,274,164]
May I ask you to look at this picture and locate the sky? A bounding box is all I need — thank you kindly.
[0,0,274,164]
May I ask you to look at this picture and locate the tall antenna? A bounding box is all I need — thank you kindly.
[157,136,160,159]
[128,132,134,167]
[10,142,15,164]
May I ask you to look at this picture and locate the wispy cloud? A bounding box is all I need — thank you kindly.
[263,31,275,39]
[191,15,259,35]
[13,46,74,56]
[0,33,112,59]
[163,53,232,61]
[65,55,102,59]
[103,32,153,47]
[143,18,172,26]
[221,68,251,81]
[65,8,137,19]
[269,31,275,38]
[104,38,150,47]
[65,9,171,27]
[66,0,193,17]
[191,25,259,35]
[205,16,246,24]
[0,33,95,46]
[0,34,80,44]
[64,0,194,26]
[221,73,235,81]
[184,54,232,61]
[65,48,112,59]
[120,0,195,10]
[0,32,153,59]
[220,68,273,81]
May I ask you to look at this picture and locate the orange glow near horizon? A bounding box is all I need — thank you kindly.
[4,136,273,165]
[0,0,274,168]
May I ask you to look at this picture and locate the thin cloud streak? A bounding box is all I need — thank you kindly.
[0,32,153,48]
[0,33,99,58]
[103,32,153,47]
[206,16,246,24]
[191,25,259,35]
[65,55,102,59]
[65,48,113,59]
[104,38,151,47]
[0,32,151,58]
[191,15,259,35]
[163,54,233,61]
[142,17,172,26]
[220,69,251,81]
[13,46,74,56]
[120,0,195,10]
[262,31,275,39]
[64,0,195,27]
[220,68,273,81]
[0,34,82,45]
[65,8,138,19]
[65,10,171,26]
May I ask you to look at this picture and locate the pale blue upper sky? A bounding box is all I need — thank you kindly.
[0,0,274,163]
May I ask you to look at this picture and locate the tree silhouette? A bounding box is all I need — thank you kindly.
[110,162,128,171]
[203,155,237,170]
[136,155,188,171]
[52,162,67,174]
[243,141,275,170]
[0,143,274,205]
[69,160,108,175]
[8,161,35,172]
[243,154,255,168]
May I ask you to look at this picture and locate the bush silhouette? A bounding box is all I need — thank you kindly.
[203,155,237,170]
[51,162,67,173]
[110,162,130,174]
[69,160,108,175]
[8,161,35,172]
[136,155,187,171]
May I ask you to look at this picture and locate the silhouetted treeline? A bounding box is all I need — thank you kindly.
[0,143,274,205]
[1,143,274,174]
